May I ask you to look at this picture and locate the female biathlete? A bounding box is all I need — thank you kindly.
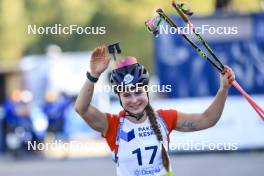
[75,46,235,176]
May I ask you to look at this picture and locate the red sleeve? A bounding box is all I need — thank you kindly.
[102,113,119,152]
[158,109,178,134]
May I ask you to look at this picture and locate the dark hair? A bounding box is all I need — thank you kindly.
[145,104,170,172]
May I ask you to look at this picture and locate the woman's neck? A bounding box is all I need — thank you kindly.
[125,111,148,124]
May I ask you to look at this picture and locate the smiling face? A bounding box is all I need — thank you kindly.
[119,87,149,115]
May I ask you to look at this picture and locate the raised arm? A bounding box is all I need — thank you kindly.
[175,66,235,132]
[75,46,111,134]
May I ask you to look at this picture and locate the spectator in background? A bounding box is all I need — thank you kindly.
[3,90,48,156]
[42,91,74,138]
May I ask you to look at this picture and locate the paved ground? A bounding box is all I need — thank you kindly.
[0,151,264,176]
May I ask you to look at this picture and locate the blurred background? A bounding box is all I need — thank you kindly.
[0,0,264,176]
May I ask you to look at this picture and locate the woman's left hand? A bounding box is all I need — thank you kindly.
[220,66,235,91]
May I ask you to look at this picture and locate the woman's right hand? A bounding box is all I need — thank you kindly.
[90,46,111,78]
